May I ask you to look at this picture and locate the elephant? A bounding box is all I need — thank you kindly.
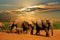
[0,22,5,31]
[21,21,34,34]
[9,21,17,33]
[22,21,30,34]
[9,21,23,34]
[32,19,53,37]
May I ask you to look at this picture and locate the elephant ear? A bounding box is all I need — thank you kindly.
[24,21,29,28]
[45,22,48,27]
[47,20,53,27]
[42,20,48,27]
[37,20,42,28]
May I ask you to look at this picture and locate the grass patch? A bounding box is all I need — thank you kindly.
[0,22,60,30]
[2,22,10,30]
[53,22,60,29]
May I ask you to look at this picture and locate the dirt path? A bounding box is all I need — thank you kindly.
[0,30,60,40]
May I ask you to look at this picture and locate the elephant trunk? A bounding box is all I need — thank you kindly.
[50,25,53,36]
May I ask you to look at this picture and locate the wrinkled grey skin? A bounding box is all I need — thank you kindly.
[32,20,53,37]
[22,21,30,34]
[9,20,53,36]
[9,21,17,33]
[21,21,34,34]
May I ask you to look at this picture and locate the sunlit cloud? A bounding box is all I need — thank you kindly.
[37,2,60,10]
[37,4,60,12]
[47,2,60,5]
[5,5,60,14]
[38,5,60,9]
[1,2,60,14]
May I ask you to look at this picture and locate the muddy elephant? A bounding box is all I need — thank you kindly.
[32,19,53,37]
[9,21,17,33]
[0,22,5,31]
[22,21,29,34]
[21,21,34,34]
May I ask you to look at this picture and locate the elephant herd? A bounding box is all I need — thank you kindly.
[10,19,53,37]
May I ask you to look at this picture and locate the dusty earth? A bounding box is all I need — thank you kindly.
[0,30,60,40]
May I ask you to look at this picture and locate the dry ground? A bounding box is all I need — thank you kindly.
[0,30,60,40]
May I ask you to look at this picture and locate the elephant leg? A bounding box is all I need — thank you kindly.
[48,27,50,31]
[45,28,49,37]
[16,25,17,28]
[26,29,28,34]
[10,26,13,33]
[36,28,40,35]
[17,29,20,34]
[23,28,28,34]
[31,27,34,35]
[10,29,12,33]
[23,28,26,34]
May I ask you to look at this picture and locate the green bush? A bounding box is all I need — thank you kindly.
[2,22,10,30]
[53,22,60,29]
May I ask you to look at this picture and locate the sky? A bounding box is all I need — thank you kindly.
[0,0,60,21]
[0,0,60,10]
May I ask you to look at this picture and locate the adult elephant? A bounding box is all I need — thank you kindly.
[22,21,30,34]
[22,21,34,34]
[9,21,17,33]
[33,19,53,37]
